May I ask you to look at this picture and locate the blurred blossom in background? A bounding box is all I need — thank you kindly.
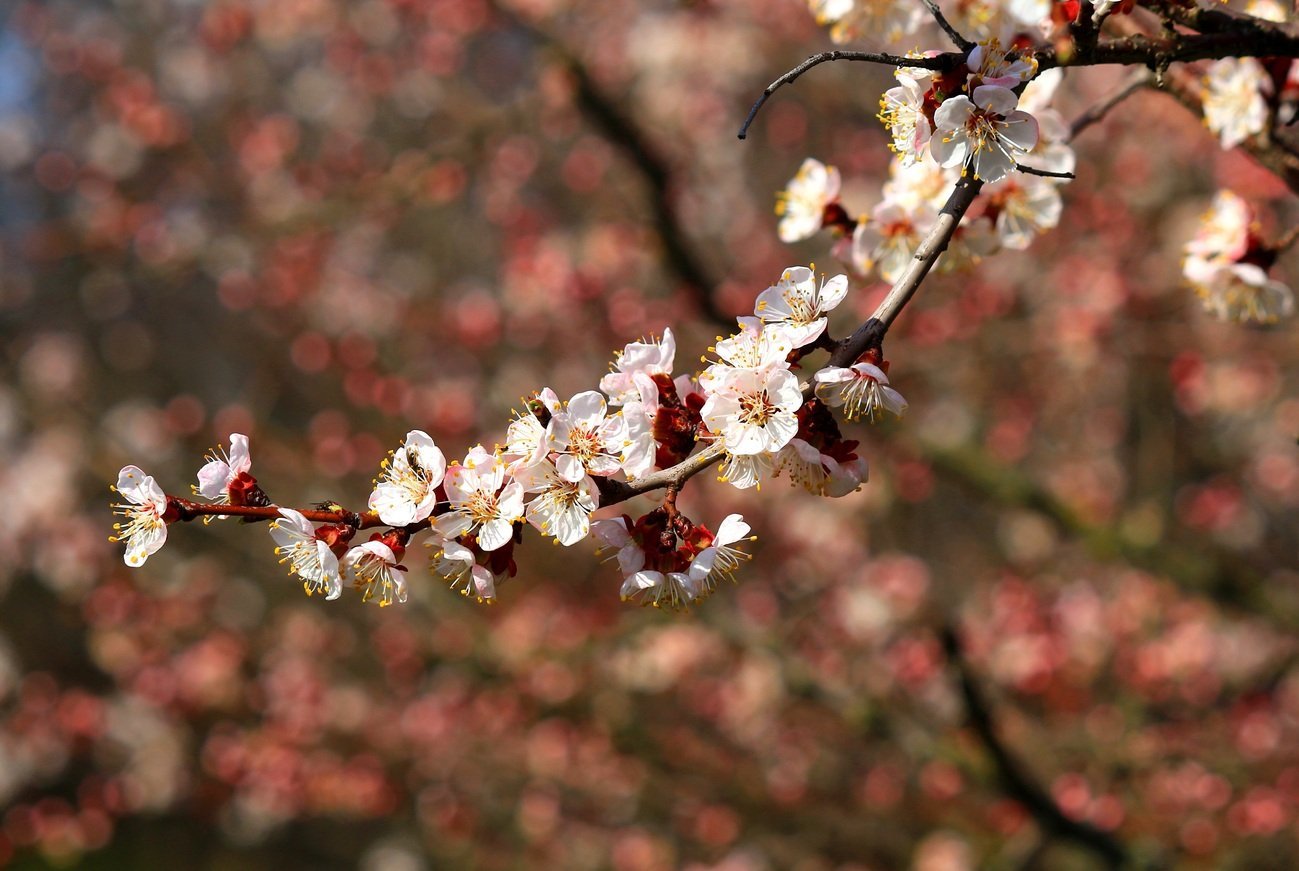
[1,1,1299,869]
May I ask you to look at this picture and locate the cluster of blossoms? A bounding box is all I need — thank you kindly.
[778,41,1074,280]
[112,267,905,611]
[1182,190,1296,324]
[778,29,1296,326]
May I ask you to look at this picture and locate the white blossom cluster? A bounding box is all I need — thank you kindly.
[1183,190,1295,324]
[113,266,906,612]
[777,41,1075,276]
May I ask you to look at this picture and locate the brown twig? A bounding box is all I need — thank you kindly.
[737,23,1299,142]
[830,173,985,365]
[1273,223,1299,254]
[940,623,1129,869]
[737,50,956,140]
[1015,163,1077,179]
[918,0,973,52]
[1069,70,1152,141]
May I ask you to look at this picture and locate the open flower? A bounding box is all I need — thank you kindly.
[195,433,258,517]
[688,514,754,596]
[754,266,848,348]
[434,446,524,551]
[808,0,923,44]
[505,388,562,470]
[548,391,625,482]
[600,331,676,407]
[342,539,407,606]
[111,465,171,567]
[1184,258,1295,324]
[851,200,937,282]
[878,72,933,166]
[1184,190,1252,263]
[701,367,803,456]
[982,175,1063,250]
[514,459,599,546]
[718,451,775,491]
[776,158,840,243]
[1203,57,1270,149]
[620,570,701,611]
[432,540,498,602]
[931,86,1038,184]
[368,430,447,527]
[814,363,908,421]
[269,508,342,600]
[700,321,796,395]
[967,40,1038,89]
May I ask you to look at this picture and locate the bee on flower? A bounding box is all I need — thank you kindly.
[368,430,447,527]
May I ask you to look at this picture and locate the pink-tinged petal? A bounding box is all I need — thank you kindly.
[763,411,799,452]
[315,544,343,599]
[668,572,699,602]
[124,524,167,566]
[782,320,827,349]
[405,430,447,487]
[616,543,646,575]
[116,465,149,498]
[537,387,562,413]
[972,85,1019,116]
[621,570,662,599]
[441,466,474,505]
[933,95,974,132]
[567,390,607,427]
[555,453,587,483]
[477,517,514,552]
[140,474,167,508]
[851,362,890,383]
[929,131,968,169]
[814,366,855,386]
[819,273,849,310]
[433,512,473,540]
[357,540,396,564]
[881,386,909,416]
[766,369,805,411]
[826,456,869,498]
[442,540,475,563]
[754,284,794,320]
[270,508,314,545]
[725,422,768,456]
[553,503,590,546]
[592,517,629,547]
[196,460,230,499]
[369,483,418,527]
[470,565,496,600]
[586,455,622,477]
[496,481,526,518]
[513,459,558,493]
[546,413,574,449]
[972,147,1015,184]
[632,372,660,414]
[227,433,252,474]
[621,435,656,478]
[998,111,1039,152]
